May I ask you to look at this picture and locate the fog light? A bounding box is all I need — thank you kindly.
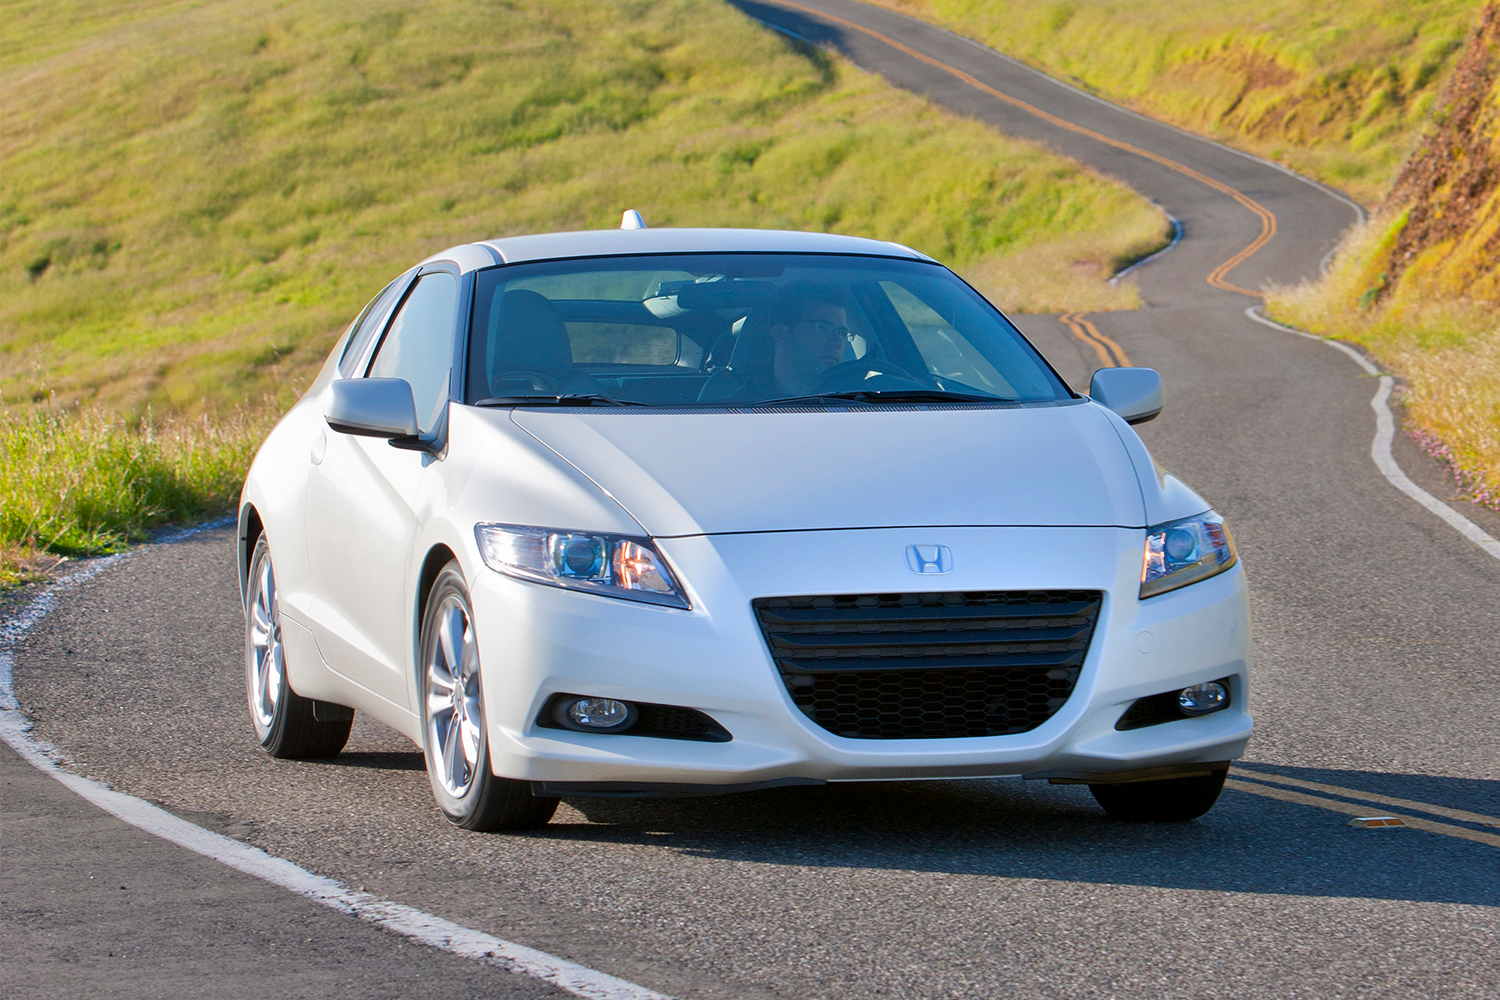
[558,697,635,732]
[1177,681,1229,717]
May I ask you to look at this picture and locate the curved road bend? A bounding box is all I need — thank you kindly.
[7,2,1500,998]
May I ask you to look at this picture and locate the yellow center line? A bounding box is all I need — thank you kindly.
[1233,771,1500,829]
[1225,779,1500,849]
[1058,312,1113,368]
[1058,312,1131,369]
[770,0,1275,297]
[1077,314,1131,367]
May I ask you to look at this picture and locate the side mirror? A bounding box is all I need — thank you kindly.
[1089,367,1163,425]
[324,378,420,439]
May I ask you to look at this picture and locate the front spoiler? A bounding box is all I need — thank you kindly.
[532,760,1234,798]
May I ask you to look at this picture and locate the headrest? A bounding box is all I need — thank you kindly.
[489,290,574,382]
[727,309,774,373]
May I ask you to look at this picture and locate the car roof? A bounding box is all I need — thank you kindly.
[421,227,937,271]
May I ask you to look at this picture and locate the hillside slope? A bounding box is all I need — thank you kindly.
[1271,2,1500,504]
[0,0,1166,416]
[871,0,1486,204]
[1377,2,1500,303]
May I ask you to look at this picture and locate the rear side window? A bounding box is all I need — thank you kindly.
[338,274,411,377]
[367,272,459,434]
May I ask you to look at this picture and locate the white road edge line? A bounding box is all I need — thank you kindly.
[1245,306,1500,562]
[0,523,675,1000]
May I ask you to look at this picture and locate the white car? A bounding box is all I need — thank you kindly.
[238,218,1251,831]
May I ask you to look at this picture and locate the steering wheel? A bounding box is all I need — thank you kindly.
[806,359,930,395]
[490,369,564,395]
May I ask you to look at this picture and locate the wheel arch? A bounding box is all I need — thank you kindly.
[238,502,265,606]
[416,543,460,631]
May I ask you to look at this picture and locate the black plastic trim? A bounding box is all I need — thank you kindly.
[754,590,1100,740]
[1115,677,1233,731]
[531,777,823,799]
[1025,761,1232,785]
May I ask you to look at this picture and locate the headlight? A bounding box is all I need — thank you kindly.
[1140,512,1237,598]
[474,523,690,609]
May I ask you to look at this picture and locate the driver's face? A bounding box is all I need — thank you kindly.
[773,302,849,393]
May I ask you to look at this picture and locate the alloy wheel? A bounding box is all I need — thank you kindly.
[424,595,484,799]
[247,553,284,738]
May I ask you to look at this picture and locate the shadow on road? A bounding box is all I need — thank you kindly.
[304,750,427,771]
[490,768,1500,907]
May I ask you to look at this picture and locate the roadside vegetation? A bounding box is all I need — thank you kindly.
[0,0,1168,582]
[1269,2,1500,506]
[873,0,1486,204]
[0,407,270,586]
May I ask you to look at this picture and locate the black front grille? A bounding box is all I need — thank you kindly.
[753,591,1101,740]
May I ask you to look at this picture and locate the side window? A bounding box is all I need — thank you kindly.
[338,274,410,378]
[367,271,459,435]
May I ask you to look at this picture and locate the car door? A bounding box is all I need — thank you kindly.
[304,266,461,712]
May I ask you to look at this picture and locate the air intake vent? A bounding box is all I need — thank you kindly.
[752,591,1101,740]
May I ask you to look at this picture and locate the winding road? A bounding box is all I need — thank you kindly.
[5,2,1500,998]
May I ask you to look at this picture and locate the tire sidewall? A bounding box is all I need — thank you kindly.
[419,564,496,825]
[245,535,285,748]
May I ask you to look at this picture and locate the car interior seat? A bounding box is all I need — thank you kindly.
[486,289,601,397]
[696,310,774,402]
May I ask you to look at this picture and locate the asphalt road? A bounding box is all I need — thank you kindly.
[7,2,1500,998]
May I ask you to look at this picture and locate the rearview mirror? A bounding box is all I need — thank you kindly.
[324,378,420,439]
[1089,367,1163,425]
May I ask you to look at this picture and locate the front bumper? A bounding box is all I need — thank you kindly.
[470,526,1251,791]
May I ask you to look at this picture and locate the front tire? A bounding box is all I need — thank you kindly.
[419,563,558,832]
[245,534,352,759]
[1089,770,1227,822]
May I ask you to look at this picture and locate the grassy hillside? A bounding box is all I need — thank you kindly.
[873,0,1486,204]
[0,0,1169,578]
[0,0,1166,419]
[1269,3,1500,505]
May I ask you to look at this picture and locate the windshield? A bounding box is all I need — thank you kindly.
[466,253,1071,407]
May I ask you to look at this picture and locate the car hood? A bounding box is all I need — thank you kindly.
[509,402,1155,537]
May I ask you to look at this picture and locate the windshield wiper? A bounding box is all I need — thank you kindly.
[473,394,655,407]
[755,390,1016,406]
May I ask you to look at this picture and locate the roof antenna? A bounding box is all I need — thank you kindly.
[620,209,648,230]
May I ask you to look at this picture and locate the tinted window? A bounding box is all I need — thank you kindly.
[567,322,679,365]
[368,272,458,434]
[338,274,411,378]
[466,254,1068,407]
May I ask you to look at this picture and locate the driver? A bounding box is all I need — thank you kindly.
[767,285,853,395]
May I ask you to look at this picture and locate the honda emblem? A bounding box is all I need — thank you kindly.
[905,544,953,575]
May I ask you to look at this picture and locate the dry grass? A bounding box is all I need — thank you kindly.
[1267,219,1500,504]
[968,229,1162,314]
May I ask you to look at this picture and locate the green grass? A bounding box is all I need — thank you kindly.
[0,0,1166,419]
[873,0,1485,203]
[0,405,270,585]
